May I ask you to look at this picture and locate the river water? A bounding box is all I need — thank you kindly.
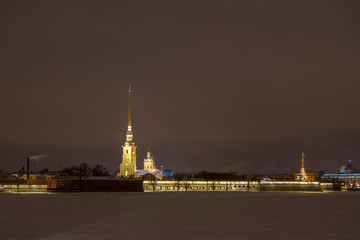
[0,191,359,240]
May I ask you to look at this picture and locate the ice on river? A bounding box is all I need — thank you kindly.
[0,191,359,240]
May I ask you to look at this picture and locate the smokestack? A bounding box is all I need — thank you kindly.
[27,157,30,180]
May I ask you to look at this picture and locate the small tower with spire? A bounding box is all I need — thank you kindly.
[144,147,156,172]
[117,85,137,178]
[298,150,308,182]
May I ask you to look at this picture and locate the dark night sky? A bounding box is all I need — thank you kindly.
[1,0,359,174]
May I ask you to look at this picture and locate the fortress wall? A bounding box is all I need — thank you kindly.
[1,179,50,193]
[143,181,332,192]
[1,179,143,192]
[0,184,47,193]
[78,180,143,192]
[47,179,143,192]
[1,179,335,192]
[259,181,322,192]
[143,181,260,192]
[320,183,336,192]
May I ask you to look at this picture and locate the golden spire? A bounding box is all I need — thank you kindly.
[125,84,133,142]
[147,147,151,158]
[128,84,131,127]
[301,150,305,169]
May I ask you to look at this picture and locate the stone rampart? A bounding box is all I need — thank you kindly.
[143,181,332,192]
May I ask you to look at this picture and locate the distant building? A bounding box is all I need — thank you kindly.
[137,148,163,179]
[339,160,359,174]
[0,169,6,179]
[322,160,360,189]
[248,174,294,181]
[296,151,309,181]
[294,171,323,181]
[164,169,173,178]
[20,174,56,180]
[141,173,157,180]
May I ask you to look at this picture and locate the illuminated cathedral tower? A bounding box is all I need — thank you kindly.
[117,85,137,178]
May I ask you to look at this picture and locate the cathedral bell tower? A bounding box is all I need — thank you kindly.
[117,85,137,178]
